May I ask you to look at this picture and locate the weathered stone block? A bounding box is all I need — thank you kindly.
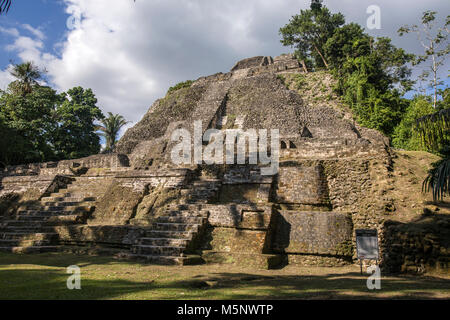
[272,211,353,256]
[205,204,272,230]
[202,227,269,254]
[276,162,329,205]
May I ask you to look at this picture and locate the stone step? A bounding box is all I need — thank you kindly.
[117,253,197,265]
[165,210,208,218]
[49,192,96,198]
[0,232,58,241]
[0,246,60,254]
[156,216,205,224]
[17,210,79,216]
[40,201,94,207]
[0,226,58,233]
[154,223,200,232]
[18,205,93,212]
[14,214,81,223]
[144,230,193,239]
[166,204,204,211]
[2,217,80,227]
[40,196,96,202]
[186,199,209,204]
[0,239,53,247]
[137,238,189,246]
[132,245,185,256]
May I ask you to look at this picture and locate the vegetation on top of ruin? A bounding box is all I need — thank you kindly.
[279,2,448,145]
[166,80,194,95]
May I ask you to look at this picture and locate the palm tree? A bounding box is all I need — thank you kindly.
[9,62,42,94]
[416,108,450,201]
[0,0,11,14]
[97,112,130,152]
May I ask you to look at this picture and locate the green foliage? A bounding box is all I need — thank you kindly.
[415,107,450,201]
[292,74,307,89]
[52,87,104,159]
[279,6,345,69]
[276,74,286,86]
[392,96,434,150]
[336,47,413,135]
[97,112,130,152]
[423,155,450,202]
[0,63,105,166]
[8,62,42,95]
[167,80,194,95]
[415,108,450,152]
[437,87,450,110]
[0,85,62,164]
[281,5,414,136]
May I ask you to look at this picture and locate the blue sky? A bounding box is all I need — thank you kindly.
[0,0,67,66]
[0,0,448,132]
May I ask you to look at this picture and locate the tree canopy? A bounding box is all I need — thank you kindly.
[0,62,109,166]
[97,112,130,152]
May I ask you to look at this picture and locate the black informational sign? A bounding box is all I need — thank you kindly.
[355,229,379,260]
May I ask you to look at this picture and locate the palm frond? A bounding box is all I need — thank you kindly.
[423,158,450,201]
[96,112,130,151]
[0,0,11,14]
[416,108,450,201]
[415,108,450,151]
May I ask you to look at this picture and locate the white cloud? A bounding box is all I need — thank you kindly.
[0,26,20,38]
[22,24,46,40]
[1,0,449,130]
[40,0,310,125]
[0,67,14,91]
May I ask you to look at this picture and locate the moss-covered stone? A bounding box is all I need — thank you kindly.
[90,182,144,225]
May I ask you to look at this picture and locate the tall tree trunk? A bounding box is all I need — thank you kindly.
[313,43,329,69]
[300,60,308,73]
[432,53,437,109]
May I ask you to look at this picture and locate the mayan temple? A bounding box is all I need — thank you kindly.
[0,54,447,272]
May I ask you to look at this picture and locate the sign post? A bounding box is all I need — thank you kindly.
[355,229,379,275]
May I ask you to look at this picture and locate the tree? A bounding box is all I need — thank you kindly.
[280,3,345,69]
[392,95,434,150]
[415,109,450,201]
[322,22,413,135]
[398,11,450,108]
[9,62,42,95]
[52,87,104,159]
[97,112,130,152]
[0,85,61,164]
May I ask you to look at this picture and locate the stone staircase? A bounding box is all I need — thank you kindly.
[0,177,98,253]
[122,178,221,265]
[183,178,221,204]
[0,173,221,265]
[125,204,209,265]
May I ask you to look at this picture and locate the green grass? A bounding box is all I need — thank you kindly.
[166,80,194,95]
[0,252,449,300]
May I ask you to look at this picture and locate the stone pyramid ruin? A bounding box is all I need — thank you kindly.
[0,54,402,268]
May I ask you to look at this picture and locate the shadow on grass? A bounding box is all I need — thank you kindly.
[0,253,449,300]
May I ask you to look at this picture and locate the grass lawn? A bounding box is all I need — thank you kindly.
[0,252,449,300]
